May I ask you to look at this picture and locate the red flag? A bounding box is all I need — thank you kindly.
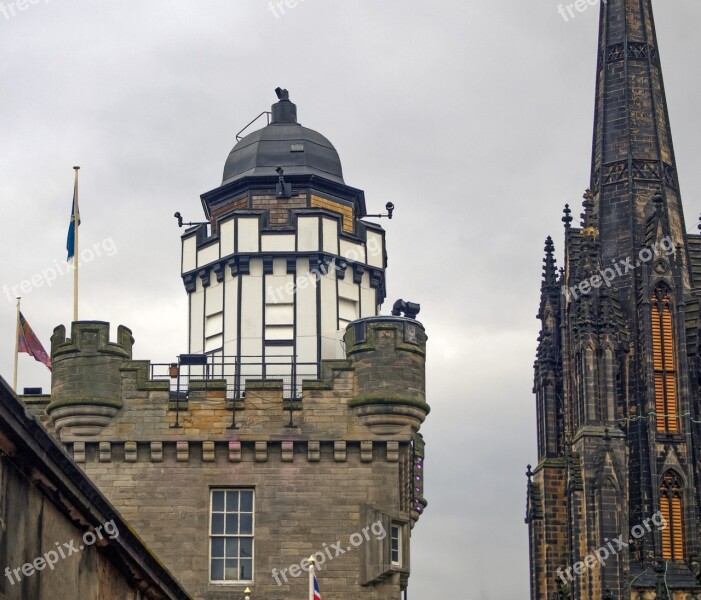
[18,313,52,371]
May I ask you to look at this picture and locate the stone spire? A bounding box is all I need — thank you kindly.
[589,0,689,293]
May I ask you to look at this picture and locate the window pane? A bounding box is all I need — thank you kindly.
[225,514,238,535]
[211,513,225,535]
[211,559,224,581]
[212,491,225,512]
[226,490,239,512]
[240,490,253,512]
[240,513,253,535]
[225,559,239,581]
[240,558,253,580]
[240,538,253,558]
[210,489,255,583]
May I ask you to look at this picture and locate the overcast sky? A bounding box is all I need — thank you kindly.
[2,1,700,598]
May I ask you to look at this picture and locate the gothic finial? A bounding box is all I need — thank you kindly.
[562,204,573,229]
[541,237,558,291]
[526,464,533,481]
[581,189,598,236]
[603,427,611,445]
[697,212,701,234]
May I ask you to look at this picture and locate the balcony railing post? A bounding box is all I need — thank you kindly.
[229,355,239,430]
[286,355,297,428]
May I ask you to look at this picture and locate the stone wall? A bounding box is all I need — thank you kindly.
[32,317,429,600]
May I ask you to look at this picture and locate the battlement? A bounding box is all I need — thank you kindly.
[46,318,428,443]
[344,317,429,434]
[48,322,134,436]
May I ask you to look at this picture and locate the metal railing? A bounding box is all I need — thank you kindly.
[149,355,319,402]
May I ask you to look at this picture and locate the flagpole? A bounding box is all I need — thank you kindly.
[73,166,80,322]
[309,556,315,600]
[13,297,20,392]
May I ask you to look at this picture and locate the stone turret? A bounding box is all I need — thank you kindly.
[344,316,429,434]
[48,321,133,436]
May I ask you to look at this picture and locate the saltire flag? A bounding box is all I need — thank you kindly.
[313,574,322,600]
[18,313,52,371]
[66,190,80,261]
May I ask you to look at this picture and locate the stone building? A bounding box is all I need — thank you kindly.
[527,1,701,598]
[0,377,191,600]
[24,90,429,599]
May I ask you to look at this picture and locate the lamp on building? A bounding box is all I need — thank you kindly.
[244,587,251,600]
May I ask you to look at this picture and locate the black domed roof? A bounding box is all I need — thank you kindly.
[222,91,344,185]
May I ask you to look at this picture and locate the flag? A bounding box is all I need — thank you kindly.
[18,313,52,371]
[66,190,80,261]
[313,574,321,600]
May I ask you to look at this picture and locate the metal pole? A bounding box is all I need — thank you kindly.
[173,364,182,428]
[13,297,21,392]
[72,166,80,322]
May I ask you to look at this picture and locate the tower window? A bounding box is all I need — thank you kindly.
[210,489,254,582]
[651,286,678,433]
[390,523,403,567]
[659,471,684,560]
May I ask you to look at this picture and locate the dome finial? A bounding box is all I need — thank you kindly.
[271,88,296,124]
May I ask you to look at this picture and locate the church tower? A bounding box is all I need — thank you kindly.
[527,1,701,598]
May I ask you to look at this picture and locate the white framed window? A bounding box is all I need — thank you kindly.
[210,489,254,583]
[390,523,402,567]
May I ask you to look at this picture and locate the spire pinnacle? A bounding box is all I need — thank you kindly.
[542,236,557,289]
[589,0,689,291]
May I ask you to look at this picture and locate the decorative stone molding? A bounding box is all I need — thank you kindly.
[202,441,215,462]
[99,442,111,462]
[229,441,242,462]
[387,442,399,463]
[150,442,163,462]
[308,441,320,462]
[125,441,137,462]
[177,441,189,462]
[73,441,85,463]
[361,441,373,462]
[255,441,268,462]
[334,441,347,462]
[282,441,294,462]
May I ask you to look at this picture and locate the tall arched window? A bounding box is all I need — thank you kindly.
[651,286,678,433]
[660,471,685,560]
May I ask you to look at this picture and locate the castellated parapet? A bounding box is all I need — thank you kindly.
[28,316,429,600]
[345,317,429,434]
[48,321,134,436]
